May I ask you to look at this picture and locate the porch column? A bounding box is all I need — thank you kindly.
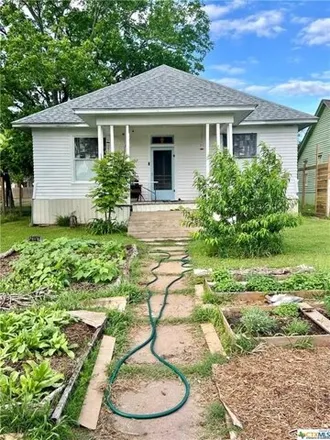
[110,125,115,153]
[227,123,233,155]
[205,123,210,176]
[97,125,104,159]
[125,125,130,156]
[216,123,221,149]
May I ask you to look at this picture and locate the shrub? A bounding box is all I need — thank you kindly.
[183,144,300,257]
[273,303,300,318]
[284,318,311,336]
[87,218,127,235]
[240,307,277,336]
[55,215,71,227]
[89,152,135,226]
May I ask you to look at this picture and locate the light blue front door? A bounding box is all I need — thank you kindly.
[151,148,175,201]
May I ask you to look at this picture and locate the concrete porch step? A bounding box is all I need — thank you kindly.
[128,211,195,240]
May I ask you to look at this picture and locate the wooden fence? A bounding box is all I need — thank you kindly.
[299,157,330,217]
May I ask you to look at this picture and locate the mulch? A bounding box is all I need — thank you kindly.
[213,346,330,440]
[50,321,95,378]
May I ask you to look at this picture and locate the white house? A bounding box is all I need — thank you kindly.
[13,65,317,225]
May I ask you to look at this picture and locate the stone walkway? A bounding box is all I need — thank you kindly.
[94,242,223,440]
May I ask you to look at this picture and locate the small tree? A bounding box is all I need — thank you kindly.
[89,151,136,224]
[184,143,300,257]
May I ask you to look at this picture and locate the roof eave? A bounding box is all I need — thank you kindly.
[12,122,89,128]
[73,105,256,115]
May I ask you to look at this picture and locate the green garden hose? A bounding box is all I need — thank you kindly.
[105,250,192,419]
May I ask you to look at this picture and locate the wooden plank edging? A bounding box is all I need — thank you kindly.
[78,335,116,430]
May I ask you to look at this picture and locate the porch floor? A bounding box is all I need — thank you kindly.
[131,200,196,213]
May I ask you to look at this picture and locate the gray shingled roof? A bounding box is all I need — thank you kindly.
[13,65,316,125]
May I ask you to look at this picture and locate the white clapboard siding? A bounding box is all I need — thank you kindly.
[233,125,298,197]
[32,124,298,223]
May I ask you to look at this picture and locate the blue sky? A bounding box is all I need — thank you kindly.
[201,0,330,115]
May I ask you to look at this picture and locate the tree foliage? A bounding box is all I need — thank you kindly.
[1,0,212,126]
[184,143,300,257]
[89,152,136,222]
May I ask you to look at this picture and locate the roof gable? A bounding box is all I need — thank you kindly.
[298,99,330,157]
[13,65,317,126]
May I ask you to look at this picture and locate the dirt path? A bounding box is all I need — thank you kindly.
[94,242,223,440]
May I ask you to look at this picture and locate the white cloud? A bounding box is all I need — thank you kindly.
[211,77,246,88]
[210,64,245,75]
[211,10,285,38]
[270,80,330,96]
[203,0,245,20]
[291,15,312,25]
[311,70,330,80]
[299,18,330,45]
[244,85,272,94]
[244,80,330,96]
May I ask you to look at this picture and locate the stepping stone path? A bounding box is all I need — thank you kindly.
[93,241,223,439]
[135,293,195,319]
[127,324,207,365]
[97,378,218,440]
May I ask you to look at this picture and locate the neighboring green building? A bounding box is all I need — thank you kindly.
[298,99,330,207]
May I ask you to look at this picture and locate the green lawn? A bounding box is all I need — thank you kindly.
[189,217,330,271]
[0,218,135,252]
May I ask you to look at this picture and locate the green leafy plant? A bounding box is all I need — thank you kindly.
[245,275,279,292]
[273,303,300,318]
[0,307,76,363]
[3,237,125,292]
[284,318,311,336]
[89,152,135,227]
[324,296,330,316]
[213,269,244,292]
[240,307,277,336]
[183,144,300,257]
[87,218,127,235]
[0,361,63,404]
[281,273,330,291]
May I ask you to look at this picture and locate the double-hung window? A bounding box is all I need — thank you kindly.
[74,138,105,181]
[223,133,257,158]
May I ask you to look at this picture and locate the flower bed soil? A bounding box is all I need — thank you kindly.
[49,321,95,378]
[224,309,326,337]
[0,252,18,279]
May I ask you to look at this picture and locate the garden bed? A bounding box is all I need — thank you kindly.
[204,279,326,303]
[0,238,134,302]
[0,307,107,420]
[219,303,330,347]
[212,346,330,439]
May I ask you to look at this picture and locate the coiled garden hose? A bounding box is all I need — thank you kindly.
[105,250,192,419]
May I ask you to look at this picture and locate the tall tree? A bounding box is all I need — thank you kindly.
[0,0,211,192]
[0,0,212,124]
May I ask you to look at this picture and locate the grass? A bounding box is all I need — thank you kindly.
[189,217,330,271]
[0,217,136,252]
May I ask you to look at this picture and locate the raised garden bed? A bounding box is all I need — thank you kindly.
[219,303,330,347]
[0,307,107,421]
[0,239,137,306]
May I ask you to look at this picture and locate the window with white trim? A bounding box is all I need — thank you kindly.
[74,138,105,181]
[223,133,257,158]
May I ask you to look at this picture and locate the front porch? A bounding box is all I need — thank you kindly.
[93,121,236,205]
